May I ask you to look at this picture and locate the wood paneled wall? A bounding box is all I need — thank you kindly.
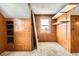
[57,11,79,53]
[57,12,71,52]
[4,18,32,51]
[35,15,56,42]
[0,14,7,54]
[14,18,32,51]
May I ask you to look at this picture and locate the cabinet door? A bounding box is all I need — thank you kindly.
[14,19,32,51]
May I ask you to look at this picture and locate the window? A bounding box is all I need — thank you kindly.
[40,19,50,32]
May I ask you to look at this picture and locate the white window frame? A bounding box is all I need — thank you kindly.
[40,19,50,33]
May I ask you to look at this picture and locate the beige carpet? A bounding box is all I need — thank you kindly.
[0,42,73,56]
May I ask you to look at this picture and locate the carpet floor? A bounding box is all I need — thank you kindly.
[0,42,77,56]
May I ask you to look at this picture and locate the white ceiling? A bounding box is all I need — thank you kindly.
[31,3,68,14]
[0,3,31,18]
[0,3,68,18]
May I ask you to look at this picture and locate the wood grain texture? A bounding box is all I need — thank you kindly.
[35,15,56,42]
[71,15,79,53]
[0,14,7,54]
[57,12,71,52]
[14,18,32,51]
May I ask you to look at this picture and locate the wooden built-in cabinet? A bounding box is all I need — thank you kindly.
[6,20,14,51]
[0,12,33,52]
[5,18,32,51]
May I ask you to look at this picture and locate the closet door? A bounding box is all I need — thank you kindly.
[0,14,7,53]
[71,15,79,52]
[14,19,32,51]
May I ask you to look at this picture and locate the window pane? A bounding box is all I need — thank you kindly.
[41,19,49,25]
[41,29,49,32]
[41,26,49,30]
[40,19,50,32]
